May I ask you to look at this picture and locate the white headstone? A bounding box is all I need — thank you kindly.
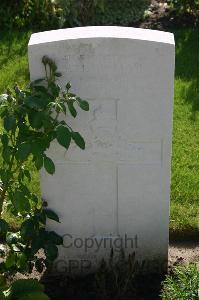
[28,26,175,274]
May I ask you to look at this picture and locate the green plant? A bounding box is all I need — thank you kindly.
[0,56,89,275]
[58,0,149,27]
[169,0,199,15]
[0,277,49,299]
[0,0,63,31]
[57,0,105,26]
[93,0,150,26]
[95,249,138,299]
[0,0,150,31]
[161,263,199,300]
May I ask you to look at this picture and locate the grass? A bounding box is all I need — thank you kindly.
[0,31,30,91]
[170,29,199,235]
[161,263,199,299]
[0,29,198,235]
[0,30,40,227]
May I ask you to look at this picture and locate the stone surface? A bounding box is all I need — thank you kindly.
[28,26,175,274]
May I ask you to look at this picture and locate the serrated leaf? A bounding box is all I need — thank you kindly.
[77,98,89,111]
[20,219,35,240]
[56,125,71,149]
[31,142,44,156]
[59,102,66,114]
[21,291,49,300]
[31,238,42,256]
[48,231,63,245]
[1,134,8,146]
[34,155,43,170]
[71,132,85,149]
[65,82,71,90]
[55,72,62,77]
[2,147,11,163]
[9,279,45,298]
[44,243,58,261]
[31,78,45,85]
[66,100,77,117]
[26,96,47,109]
[33,85,47,93]
[16,143,31,161]
[28,111,44,129]
[4,114,16,131]
[11,191,31,213]
[0,219,9,235]
[45,209,59,223]
[49,82,60,97]
[44,156,55,175]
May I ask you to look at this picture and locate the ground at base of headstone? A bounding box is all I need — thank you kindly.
[168,241,199,269]
[6,241,198,300]
[42,272,164,300]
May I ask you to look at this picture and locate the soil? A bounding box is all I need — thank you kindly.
[42,272,165,300]
[40,241,198,300]
[41,241,198,300]
[169,241,199,268]
[3,239,198,300]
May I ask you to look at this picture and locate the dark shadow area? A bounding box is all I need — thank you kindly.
[41,271,164,300]
[170,227,199,243]
[169,240,199,249]
[175,30,199,80]
[40,250,165,300]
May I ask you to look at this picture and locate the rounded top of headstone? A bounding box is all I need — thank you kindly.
[29,26,174,47]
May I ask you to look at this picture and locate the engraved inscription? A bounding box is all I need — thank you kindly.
[47,98,163,165]
[119,142,162,164]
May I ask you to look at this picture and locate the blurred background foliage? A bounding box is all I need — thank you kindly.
[0,0,150,31]
[0,0,62,30]
[169,0,199,15]
[1,0,199,32]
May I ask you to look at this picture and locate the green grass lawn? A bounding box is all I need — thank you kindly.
[0,29,198,235]
[170,30,199,235]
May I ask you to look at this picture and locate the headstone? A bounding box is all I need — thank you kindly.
[28,26,175,275]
